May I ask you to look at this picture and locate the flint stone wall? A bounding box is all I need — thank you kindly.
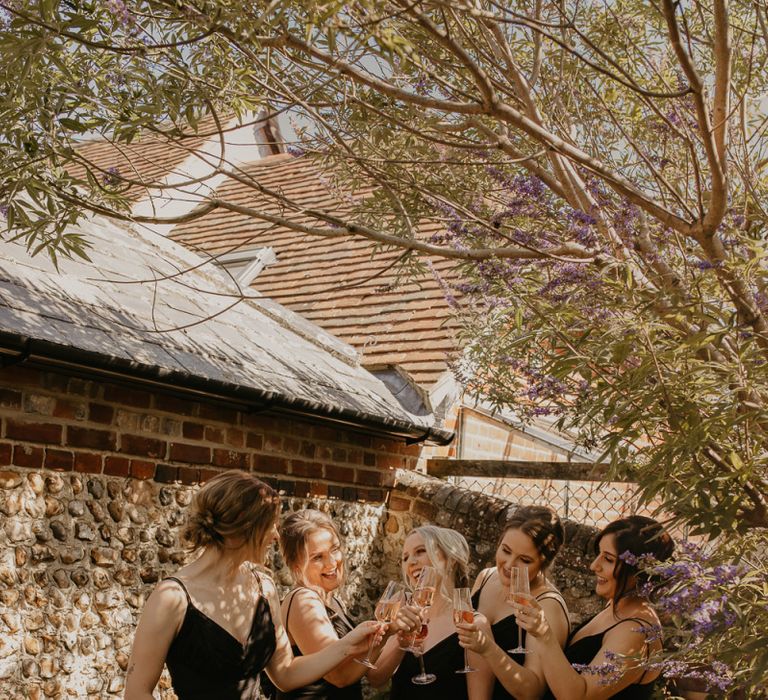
[0,467,603,700]
[0,469,391,699]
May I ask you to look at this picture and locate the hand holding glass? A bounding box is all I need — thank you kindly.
[400,566,438,651]
[355,581,403,669]
[453,587,477,674]
[507,566,531,655]
[410,567,439,685]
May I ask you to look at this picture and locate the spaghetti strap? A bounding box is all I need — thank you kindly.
[536,590,570,632]
[603,616,654,634]
[165,576,192,604]
[476,568,495,593]
[284,587,318,628]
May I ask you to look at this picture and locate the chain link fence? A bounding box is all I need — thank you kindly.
[450,475,668,531]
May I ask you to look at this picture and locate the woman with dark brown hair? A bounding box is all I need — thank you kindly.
[124,471,376,700]
[514,515,674,700]
[457,505,570,700]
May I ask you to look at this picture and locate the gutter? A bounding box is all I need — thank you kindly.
[0,334,455,446]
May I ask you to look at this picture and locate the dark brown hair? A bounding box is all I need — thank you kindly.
[596,515,674,606]
[500,505,565,569]
[183,470,279,553]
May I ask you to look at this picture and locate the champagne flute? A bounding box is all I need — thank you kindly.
[507,565,531,655]
[400,566,438,651]
[356,581,404,668]
[453,587,477,674]
[410,608,437,685]
[410,608,436,685]
[397,590,417,651]
[413,566,438,608]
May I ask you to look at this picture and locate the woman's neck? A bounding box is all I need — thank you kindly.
[191,545,247,584]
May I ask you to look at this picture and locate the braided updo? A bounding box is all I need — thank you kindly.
[500,505,565,569]
[182,470,279,552]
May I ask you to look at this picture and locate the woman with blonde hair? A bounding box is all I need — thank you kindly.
[367,524,472,699]
[124,471,376,700]
[275,508,377,699]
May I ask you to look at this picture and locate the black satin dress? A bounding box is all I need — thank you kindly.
[472,574,569,700]
[276,587,362,700]
[542,617,657,700]
[390,631,468,700]
[164,575,277,700]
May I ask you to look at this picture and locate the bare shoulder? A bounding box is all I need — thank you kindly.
[604,603,661,647]
[472,567,496,592]
[138,577,188,631]
[291,587,327,612]
[150,578,188,609]
[617,599,660,628]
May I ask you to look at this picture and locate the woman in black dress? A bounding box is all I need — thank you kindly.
[367,525,472,699]
[276,509,379,700]
[514,516,674,700]
[124,471,376,700]
[457,505,570,700]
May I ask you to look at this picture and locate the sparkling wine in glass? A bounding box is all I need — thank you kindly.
[413,566,438,608]
[453,587,477,674]
[507,565,531,655]
[356,581,404,669]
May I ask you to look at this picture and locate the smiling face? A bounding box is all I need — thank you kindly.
[301,528,344,595]
[402,532,444,587]
[495,527,545,587]
[590,533,628,601]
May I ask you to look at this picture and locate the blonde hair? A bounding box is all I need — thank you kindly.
[183,470,279,553]
[402,525,470,600]
[280,509,344,593]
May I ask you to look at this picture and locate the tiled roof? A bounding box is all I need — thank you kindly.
[71,118,220,201]
[0,215,449,441]
[170,154,461,388]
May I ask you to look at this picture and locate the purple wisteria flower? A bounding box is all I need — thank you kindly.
[658,659,734,692]
[105,0,135,31]
[619,550,639,566]
[102,166,121,187]
[426,260,458,309]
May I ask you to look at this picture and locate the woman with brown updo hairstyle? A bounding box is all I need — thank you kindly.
[275,509,378,700]
[124,471,377,700]
[456,505,570,700]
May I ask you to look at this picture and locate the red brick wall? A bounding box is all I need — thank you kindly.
[0,366,420,502]
[418,404,568,468]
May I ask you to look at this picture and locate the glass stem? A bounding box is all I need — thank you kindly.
[418,653,427,677]
[364,633,376,663]
[517,624,523,652]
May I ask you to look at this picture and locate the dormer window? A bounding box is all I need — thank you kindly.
[215,247,277,286]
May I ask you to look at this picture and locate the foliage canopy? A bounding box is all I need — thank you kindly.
[2,0,768,692]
